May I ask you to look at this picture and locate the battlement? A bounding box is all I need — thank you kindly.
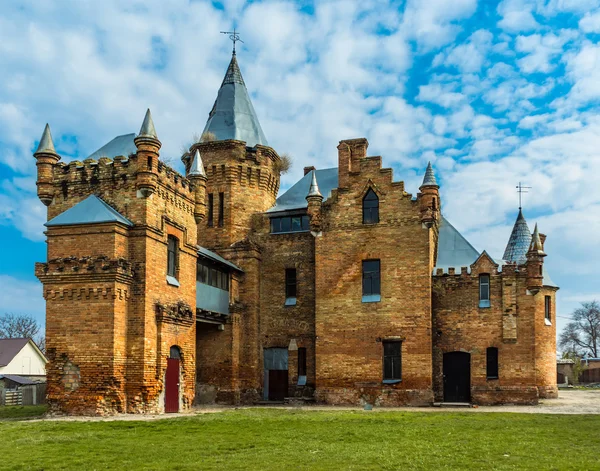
[434,261,520,279]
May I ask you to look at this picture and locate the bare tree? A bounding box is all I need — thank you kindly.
[559,301,600,358]
[0,313,45,353]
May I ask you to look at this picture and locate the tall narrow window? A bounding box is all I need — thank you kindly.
[298,348,307,377]
[362,260,381,302]
[486,347,499,379]
[545,296,552,323]
[218,192,224,227]
[285,268,297,305]
[363,189,379,224]
[207,193,214,227]
[167,236,178,283]
[383,341,401,382]
[479,274,490,308]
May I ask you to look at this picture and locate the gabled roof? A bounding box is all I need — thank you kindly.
[267,168,338,214]
[503,209,531,264]
[202,53,268,147]
[45,195,134,227]
[435,217,480,272]
[87,133,137,160]
[0,338,31,367]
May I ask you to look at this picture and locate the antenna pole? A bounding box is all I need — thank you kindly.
[220,28,244,55]
[516,182,531,210]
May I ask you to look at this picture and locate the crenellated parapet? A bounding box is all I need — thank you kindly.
[35,256,134,283]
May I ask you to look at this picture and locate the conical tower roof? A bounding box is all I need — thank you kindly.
[306,170,322,198]
[502,209,532,264]
[138,108,158,139]
[202,53,268,147]
[529,223,546,256]
[420,162,438,188]
[35,123,58,156]
[188,149,206,177]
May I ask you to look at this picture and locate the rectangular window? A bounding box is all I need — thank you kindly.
[270,215,311,234]
[167,236,178,278]
[207,193,214,227]
[545,295,551,323]
[197,262,208,284]
[479,274,490,308]
[285,268,297,299]
[298,347,307,377]
[383,341,401,381]
[487,347,499,379]
[218,192,224,227]
[362,260,381,302]
[196,260,229,291]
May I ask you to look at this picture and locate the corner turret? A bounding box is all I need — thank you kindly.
[418,162,440,228]
[188,149,207,224]
[33,124,61,206]
[134,109,161,198]
[526,223,546,290]
[306,170,323,235]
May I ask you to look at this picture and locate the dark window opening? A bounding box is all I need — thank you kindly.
[207,193,214,227]
[270,215,310,233]
[362,260,381,296]
[147,156,153,170]
[363,188,379,224]
[167,236,178,279]
[383,341,401,381]
[285,268,297,298]
[545,296,551,322]
[218,192,224,227]
[479,274,490,308]
[196,259,229,291]
[486,347,499,379]
[298,347,307,377]
[169,345,181,359]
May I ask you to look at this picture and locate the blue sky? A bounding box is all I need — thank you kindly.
[1,0,599,341]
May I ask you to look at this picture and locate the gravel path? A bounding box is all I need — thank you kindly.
[26,388,600,422]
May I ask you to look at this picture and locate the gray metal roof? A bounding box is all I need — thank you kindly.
[197,246,243,272]
[267,168,338,213]
[420,162,438,188]
[306,170,323,198]
[87,133,137,160]
[46,195,134,227]
[34,123,58,156]
[138,108,158,139]
[435,217,480,272]
[189,149,206,177]
[0,338,29,367]
[202,53,268,147]
[502,209,531,264]
[0,374,39,385]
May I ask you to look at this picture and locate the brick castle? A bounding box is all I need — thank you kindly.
[34,51,558,415]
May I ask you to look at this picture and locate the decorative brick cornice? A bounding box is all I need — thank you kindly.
[156,301,194,326]
[35,256,134,284]
[43,286,130,301]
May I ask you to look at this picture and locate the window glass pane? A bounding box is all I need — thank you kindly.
[384,357,393,380]
[363,260,380,296]
[392,357,401,379]
[479,275,490,300]
[291,217,301,231]
[301,215,309,231]
[210,268,218,287]
[286,268,297,298]
[223,272,229,291]
[271,218,281,233]
[383,341,401,380]
[363,189,379,224]
[281,217,291,232]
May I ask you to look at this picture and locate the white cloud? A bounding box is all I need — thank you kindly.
[515,30,577,74]
[497,0,540,33]
[434,29,494,73]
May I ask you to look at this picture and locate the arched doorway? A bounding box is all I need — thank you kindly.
[443,351,471,403]
[165,346,181,413]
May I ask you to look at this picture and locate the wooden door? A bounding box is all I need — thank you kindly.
[268,370,288,401]
[443,352,471,403]
[165,358,180,413]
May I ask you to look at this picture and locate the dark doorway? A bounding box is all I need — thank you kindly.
[165,346,181,413]
[268,370,289,401]
[443,351,471,403]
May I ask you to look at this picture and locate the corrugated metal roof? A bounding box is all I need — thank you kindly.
[503,209,531,264]
[0,338,29,367]
[87,133,137,160]
[197,246,243,272]
[45,195,134,227]
[267,168,338,213]
[435,217,480,273]
[202,54,268,147]
[0,374,39,385]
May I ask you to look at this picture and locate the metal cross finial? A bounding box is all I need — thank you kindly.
[516,182,531,210]
[220,28,244,55]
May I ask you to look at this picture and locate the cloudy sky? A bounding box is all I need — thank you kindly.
[0,0,598,339]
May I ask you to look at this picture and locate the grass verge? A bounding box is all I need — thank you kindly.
[0,405,47,420]
[0,409,599,470]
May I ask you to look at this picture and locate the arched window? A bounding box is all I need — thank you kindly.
[170,345,182,360]
[363,189,379,224]
[167,235,179,279]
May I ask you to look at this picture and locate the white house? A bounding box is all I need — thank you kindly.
[0,338,47,378]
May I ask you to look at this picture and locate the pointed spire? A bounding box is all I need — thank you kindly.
[503,209,532,264]
[529,223,546,256]
[188,149,206,177]
[34,123,58,156]
[221,53,246,86]
[138,108,158,139]
[420,162,438,188]
[306,170,322,199]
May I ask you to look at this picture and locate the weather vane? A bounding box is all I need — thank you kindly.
[516,182,531,210]
[220,28,243,55]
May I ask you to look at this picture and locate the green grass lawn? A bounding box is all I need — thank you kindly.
[0,404,48,420]
[0,409,599,470]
